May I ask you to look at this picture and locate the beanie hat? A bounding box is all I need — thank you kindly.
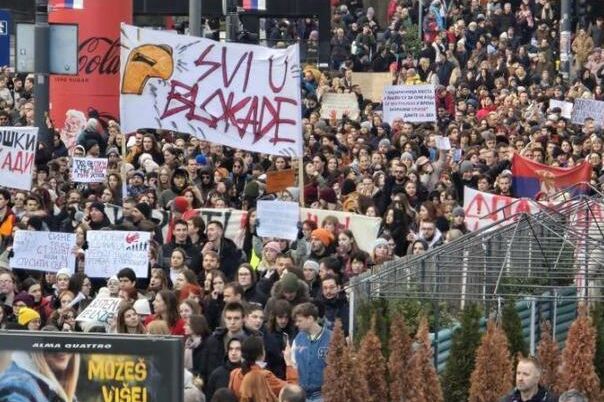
[452,206,465,217]
[400,151,414,161]
[374,237,389,250]
[460,161,474,174]
[172,196,189,213]
[280,272,299,293]
[243,181,260,199]
[378,138,391,148]
[106,147,120,157]
[303,259,320,273]
[132,170,145,179]
[318,187,337,204]
[133,298,152,316]
[195,153,207,165]
[341,179,356,197]
[135,202,152,219]
[13,291,34,308]
[90,201,105,214]
[18,307,40,326]
[264,241,281,253]
[303,185,318,205]
[311,228,334,247]
[56,267,72,279]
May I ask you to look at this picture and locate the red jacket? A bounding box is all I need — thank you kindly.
[145,314,186,336]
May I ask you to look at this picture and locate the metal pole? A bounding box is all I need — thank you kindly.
[418,0,423,43]
[34,0,51,146]
[189,0,201,37]
[559,0,572,81]
[529,297,537,355]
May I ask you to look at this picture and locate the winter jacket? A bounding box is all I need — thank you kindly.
[205,361,240,401]
[292,326,332,398]
[229,364,298,400]
[500,386,558,402]
[264,325,296,379]
[217,238,244,281]
[318,293,350,336]
[199,327,251,382]
[264,278,311,317]
[159,239,202,273]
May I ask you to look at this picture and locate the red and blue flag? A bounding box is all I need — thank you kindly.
[49,0,84,10]
[242,0,266,11]
[511,153,592,199]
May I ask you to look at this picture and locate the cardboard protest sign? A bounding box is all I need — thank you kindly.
[104,204,171,239]
[383,84,437,124]
[0,127,38,190]
[76,298,122,324]
[571,98,604,126]
[300,208,381,253]
[463,187,557,231]
[266,169,296,193]
[256,200,300,241]
[10,231,77,273]
[319,93,360,120]
[86,231,151,278]
[120,24,303,157]
[549,99,573,119]
[71,157,108,183]
[351,72,392,101]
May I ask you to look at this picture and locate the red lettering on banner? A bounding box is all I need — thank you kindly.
[268,56,288,93]
[0,151,34,174]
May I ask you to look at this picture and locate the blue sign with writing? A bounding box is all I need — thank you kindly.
[0,10,10,67]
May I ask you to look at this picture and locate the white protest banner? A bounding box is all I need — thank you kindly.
[10,231,76,273]
[319,93,360,120]
[383,84,437,124]
[195,208,248,248]
[549,99,573,119]
[0,127,38,190]
[256,200,300,241]
[86,231,151,278]
[76,298,122,324]
[463,187,557,231]
[120,24,302,157]
[300,208,381,253]
[71,157,108,183]
[571,98,604,126]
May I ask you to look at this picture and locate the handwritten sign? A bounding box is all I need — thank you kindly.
[86,231,151,278]
[300,208,381,253]
[351,72,392,102]
[571,98,604,126]
[71,157,108,183]
[383,84,437,124]
[0,127,38,191]
[549,99,573,119]
[120,24,302,157]
[256,200,300,241]
[10,231,76,273]
[319,93,360,120]
[77,298,122,324]
[266,169,296,193]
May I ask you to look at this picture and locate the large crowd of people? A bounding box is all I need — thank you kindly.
[0,0,602,401]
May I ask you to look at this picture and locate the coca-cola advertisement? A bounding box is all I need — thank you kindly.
[49,0,132,152]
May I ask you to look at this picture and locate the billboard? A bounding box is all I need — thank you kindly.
[48,0,133,152]
[0,331,183,402]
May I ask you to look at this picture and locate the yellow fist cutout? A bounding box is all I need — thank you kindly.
[121,44,174,95]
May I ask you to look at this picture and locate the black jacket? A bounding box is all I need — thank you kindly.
[217,237,244,281]
[205,360,240,401]
[199,327,251,382]
[263,324,296,380]
[159,239,202,273]
[318,293,350,336]
[500,386,558,402]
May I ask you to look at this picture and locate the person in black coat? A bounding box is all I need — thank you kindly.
[263,299,296,380]
[317,275,350,337]
[205,338,242,401]
[186,314,211,377]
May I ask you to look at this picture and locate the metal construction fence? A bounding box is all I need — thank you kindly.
[347,194,604,366]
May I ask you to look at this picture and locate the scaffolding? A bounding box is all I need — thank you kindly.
[348,193,604,341]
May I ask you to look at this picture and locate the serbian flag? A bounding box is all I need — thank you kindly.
[511,153,592,199]
[242,0,266,11]
[49,0,84,10]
